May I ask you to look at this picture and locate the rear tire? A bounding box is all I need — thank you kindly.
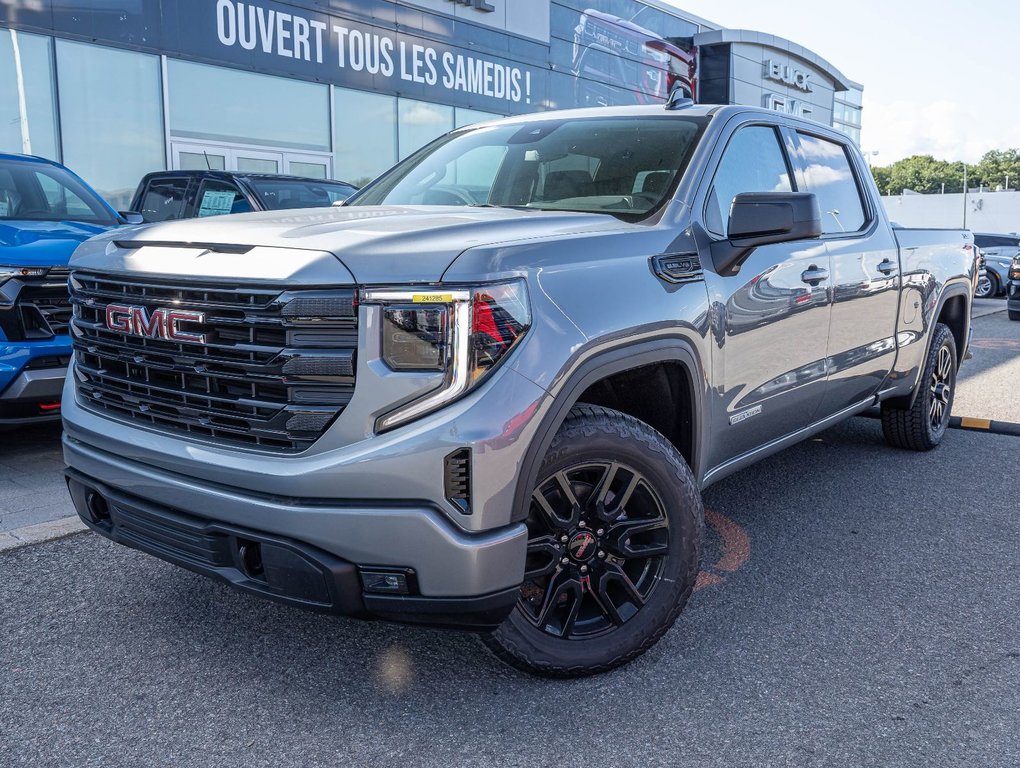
[484,405,703,677]
[1008,309,1020,321]
[881,323,957,451]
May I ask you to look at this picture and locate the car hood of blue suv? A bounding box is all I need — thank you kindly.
[0,220,113,267]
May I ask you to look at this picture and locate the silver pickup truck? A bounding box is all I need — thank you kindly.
[62,104,976,677]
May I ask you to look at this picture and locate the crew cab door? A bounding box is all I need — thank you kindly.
[698,122,831,469]
[787,130,900,414]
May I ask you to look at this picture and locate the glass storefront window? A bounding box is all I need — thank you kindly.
[334,88,397,188]
[455,108,504,129]
[168,60,329,152]
[0,30,59,160]
[397,98,454,161]
[55,39,164,210]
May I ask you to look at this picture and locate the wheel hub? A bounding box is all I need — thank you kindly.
[934,382,951,405]
[567,530,597,562]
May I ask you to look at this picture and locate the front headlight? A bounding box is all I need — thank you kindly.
[361,280,531,432]
[0,265,47,284]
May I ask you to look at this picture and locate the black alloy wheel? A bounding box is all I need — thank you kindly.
[881,322,958,451]
[520,461,669,639]
[485,405,703,677]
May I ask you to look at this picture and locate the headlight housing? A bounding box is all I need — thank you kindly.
[0,265,47,284]
[361,280,531,431]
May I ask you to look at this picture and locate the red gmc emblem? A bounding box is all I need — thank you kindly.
[105,303,207,344]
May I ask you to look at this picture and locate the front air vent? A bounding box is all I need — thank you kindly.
[444,448,472,515]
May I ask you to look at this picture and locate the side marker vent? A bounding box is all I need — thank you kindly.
[444,448,472,515]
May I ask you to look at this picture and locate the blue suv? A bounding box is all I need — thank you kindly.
[0,154,124,426]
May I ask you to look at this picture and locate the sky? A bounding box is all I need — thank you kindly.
[663,0,1020,166]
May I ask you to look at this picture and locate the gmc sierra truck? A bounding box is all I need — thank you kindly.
[62,105,976,677]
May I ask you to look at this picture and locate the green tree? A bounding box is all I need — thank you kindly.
[972,149,1020,191]
[870,155,973,195]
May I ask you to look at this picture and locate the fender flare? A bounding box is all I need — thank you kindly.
[898,280,973,409]
[510,337,706,523]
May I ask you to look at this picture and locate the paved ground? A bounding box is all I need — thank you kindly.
[1,304,1017,766]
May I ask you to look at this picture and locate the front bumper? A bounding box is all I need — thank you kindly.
[63,433,527,600]
[0,336,70,424]
[65,469,519,631]
[1008,279,1020,308]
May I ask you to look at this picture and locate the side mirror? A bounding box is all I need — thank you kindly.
[712,192,822,274]
[119,211,145,225]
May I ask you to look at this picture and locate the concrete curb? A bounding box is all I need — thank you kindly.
[0,516,87,553]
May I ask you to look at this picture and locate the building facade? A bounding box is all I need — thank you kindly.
[0,0,863,207]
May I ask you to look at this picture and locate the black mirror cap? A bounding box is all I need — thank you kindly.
[713,192,822,274]
[119,211,145,225]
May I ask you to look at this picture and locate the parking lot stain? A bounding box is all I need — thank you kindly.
[968,338,1020,351]
[694,508,751,592]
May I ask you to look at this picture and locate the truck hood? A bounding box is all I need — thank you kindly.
[110,205,632,283]
[0,220,113,267]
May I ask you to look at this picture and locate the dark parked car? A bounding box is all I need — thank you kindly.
[973,232,1020,298]
[129,171,358,223]
[1006,253,1020,320]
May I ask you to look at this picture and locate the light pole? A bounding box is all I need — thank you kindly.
[863,150,880,167]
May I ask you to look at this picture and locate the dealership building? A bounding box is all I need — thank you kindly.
[0,0,863,208]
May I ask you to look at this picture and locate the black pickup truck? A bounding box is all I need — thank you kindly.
[129,171,358,223]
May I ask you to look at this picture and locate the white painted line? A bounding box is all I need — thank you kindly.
[0,515,87,553]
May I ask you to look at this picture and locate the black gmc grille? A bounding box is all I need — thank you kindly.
[69,272,358,452]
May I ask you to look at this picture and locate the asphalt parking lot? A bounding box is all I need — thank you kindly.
[1,304,1018,767]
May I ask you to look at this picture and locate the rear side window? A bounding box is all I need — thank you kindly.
[137,178,190,222]
[195,180,252,217]
[794,134,867,234]
[707,125,792,235]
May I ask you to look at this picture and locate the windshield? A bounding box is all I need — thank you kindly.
[350,115,708,221]
[0,158,116,225]
[247,178,358,211]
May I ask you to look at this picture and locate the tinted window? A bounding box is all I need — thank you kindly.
[795,133,867,234]
[0,158,115,224]
[194,180,251,218]
[708,126,792,234]
[975,235,1019,249]
[246,178,357,210]
[137,178,190,222]
[352,117,707,222]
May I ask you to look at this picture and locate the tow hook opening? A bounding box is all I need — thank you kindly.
[85,491,110,523]
[237,539,266,581]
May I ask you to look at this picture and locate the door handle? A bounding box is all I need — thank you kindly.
[877,258,898,275]
[800,265,829,286]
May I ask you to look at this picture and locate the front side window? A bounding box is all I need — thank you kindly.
[707,125,792,234]
[0,159,116,224]
[794,133,867,234]
[194,180,251,217]
[351,116,708,222]
[137,178,190,222]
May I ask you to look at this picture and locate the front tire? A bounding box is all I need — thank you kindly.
[1008,309,1020,321]
[484,405,703,677]
[881,323,957,451]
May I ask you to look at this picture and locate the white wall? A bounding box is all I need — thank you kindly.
[882,191,1020,234]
